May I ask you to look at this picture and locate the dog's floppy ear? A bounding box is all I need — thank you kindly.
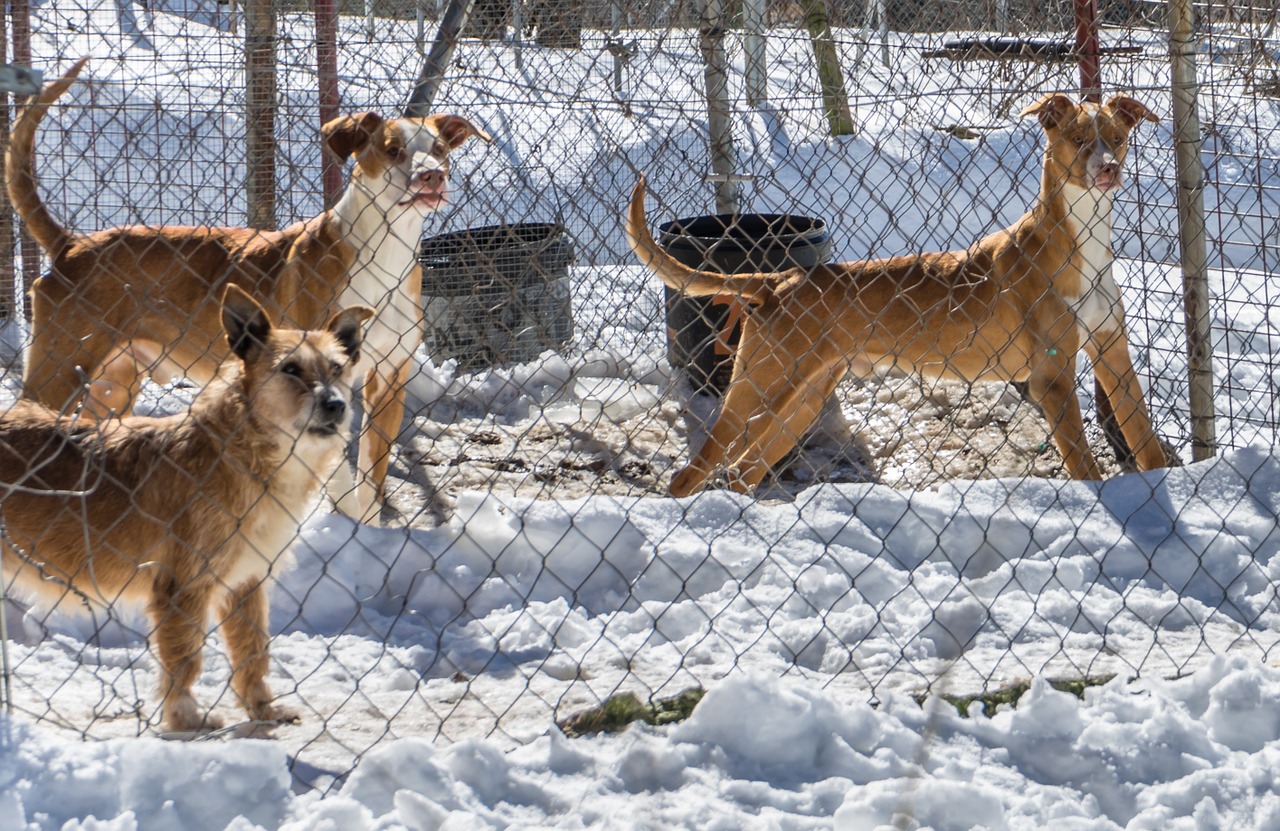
[322,112,385,160]
[221,285,274,362]
[423,114,493,152]
[326,305,376,364]
[1020,94,1076,130]
[1106,95,1160,128]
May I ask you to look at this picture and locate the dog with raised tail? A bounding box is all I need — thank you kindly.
[8,58,491,525]
[0,285,374,734]
[628,94,1169,497]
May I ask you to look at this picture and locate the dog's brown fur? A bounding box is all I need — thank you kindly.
[8,58,491,524]
[629,94,1169,496]
[0,286,373,733]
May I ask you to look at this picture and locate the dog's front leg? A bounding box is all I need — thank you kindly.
[1087,328,1168,472]
[220,579,298,726]
[1028,353,1105,481]
[349,359,412,525]
[148,573,220,733]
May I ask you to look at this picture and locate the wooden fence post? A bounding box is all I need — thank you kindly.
[0,10,15,320]
[12,0,35,320]
[316,0,342,209]
[245,0,277,230]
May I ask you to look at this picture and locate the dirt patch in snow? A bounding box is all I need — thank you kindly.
[379,371,1142,529]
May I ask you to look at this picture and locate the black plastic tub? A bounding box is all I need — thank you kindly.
[420,223,574,370]
[659,213,833,394]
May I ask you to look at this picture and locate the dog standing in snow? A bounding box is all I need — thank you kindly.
[0,286,372,733]
[628,94,1168,496]
[8,58,490,524]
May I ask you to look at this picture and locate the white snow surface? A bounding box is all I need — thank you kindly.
[4,3,1280,829]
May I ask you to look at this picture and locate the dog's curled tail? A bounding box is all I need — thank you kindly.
[626,176,775,303]
[7,57,89,258]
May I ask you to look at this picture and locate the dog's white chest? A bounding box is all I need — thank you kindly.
[1062,185,1124,336]
[337,228,423,367]
[222,449,333,590]
[340,271,420,367]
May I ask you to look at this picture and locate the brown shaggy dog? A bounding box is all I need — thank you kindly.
[0,285,373,733]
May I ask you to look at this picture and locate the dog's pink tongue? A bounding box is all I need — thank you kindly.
[1096,169,1120,190]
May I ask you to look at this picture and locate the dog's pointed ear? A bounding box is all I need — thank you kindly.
[326,305,375,363]
[221,285,274,362]
[1020,94,1076,130]
[1106,95,1160,128]
[322,112,385,161]
[423,114,493,152]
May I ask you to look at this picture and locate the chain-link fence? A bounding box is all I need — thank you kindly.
[2,0,1279,793]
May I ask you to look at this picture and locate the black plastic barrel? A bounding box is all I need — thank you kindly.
[659,213,833,394]
[420,223,574,371]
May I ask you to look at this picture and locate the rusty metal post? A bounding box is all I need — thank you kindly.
[1074,0,1102,102]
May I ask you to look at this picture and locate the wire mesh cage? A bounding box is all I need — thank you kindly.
[0,0,1278,802]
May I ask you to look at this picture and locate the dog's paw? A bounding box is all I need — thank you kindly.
[163,696,225,736]
[232,702,301,738]
[668,466,708,498]
[251,701,302,725]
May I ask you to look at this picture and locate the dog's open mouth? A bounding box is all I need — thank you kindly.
[1094,170,1122,191]
[307,424,343,437]
[398,191,447,209]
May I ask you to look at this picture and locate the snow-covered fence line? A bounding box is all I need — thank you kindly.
[2,0,1280,793]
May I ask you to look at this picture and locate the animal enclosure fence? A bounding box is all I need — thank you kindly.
[2,0,1280,793]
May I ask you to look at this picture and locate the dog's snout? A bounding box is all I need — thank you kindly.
[1092,139,1116,167]
[417,169,446,189]
[319,391,347,422]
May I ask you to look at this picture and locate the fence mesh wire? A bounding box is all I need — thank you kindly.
[2,0,1279,792]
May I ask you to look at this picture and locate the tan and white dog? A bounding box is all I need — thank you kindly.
[8,58,491,524]
[0,285,373,733]
[628,94,1169,496]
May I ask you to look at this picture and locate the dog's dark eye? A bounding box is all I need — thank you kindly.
[281,362,303,378]
[1072,135,1086,147]
[330,361,343,378]
[386,145,405,161]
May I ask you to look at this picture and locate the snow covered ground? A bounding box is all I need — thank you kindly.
[4,2,1280,828]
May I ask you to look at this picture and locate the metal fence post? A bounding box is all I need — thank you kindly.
[743,0,767,107]
[1168,0,1216,461]
[698,0,740,214]
[406,0,477,116]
